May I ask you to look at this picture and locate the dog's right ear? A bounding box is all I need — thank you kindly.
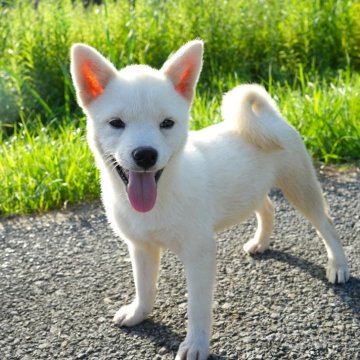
[70,44,117,107]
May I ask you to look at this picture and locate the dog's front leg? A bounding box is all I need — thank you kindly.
[176,239,216,360]
[113,242,160,327]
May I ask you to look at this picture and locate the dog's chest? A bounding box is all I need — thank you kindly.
[109,204,177,247]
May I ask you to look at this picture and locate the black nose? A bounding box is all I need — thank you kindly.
[132,147,158,170]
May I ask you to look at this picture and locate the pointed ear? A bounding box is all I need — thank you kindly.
[70,44,117,107]
[161,40,203,102]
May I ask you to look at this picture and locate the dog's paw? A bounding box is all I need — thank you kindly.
[113,302,148,327]
[175,337,209,360]
[243,237,270,254]
[326,260,350,284]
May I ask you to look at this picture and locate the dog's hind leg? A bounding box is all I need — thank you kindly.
[277,161,349,284]
[243,196,274,254]
[113,242,160,326]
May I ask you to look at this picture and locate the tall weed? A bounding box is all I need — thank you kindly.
[0,0,359,131]
[0,0,359,215]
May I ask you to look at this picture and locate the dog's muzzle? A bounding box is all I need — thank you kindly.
[110,156,163,186]
[109,156,163,213]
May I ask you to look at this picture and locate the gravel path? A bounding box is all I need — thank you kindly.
[1,168,359,360]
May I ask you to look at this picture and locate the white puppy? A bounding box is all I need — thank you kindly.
[70,40,349,359]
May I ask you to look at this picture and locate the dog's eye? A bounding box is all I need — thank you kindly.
[160,118,175,129]
[109,118,125,129]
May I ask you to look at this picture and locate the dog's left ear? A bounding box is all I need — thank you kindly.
[161,40,203,103]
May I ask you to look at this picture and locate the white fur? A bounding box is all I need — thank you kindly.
[71,40,350,360]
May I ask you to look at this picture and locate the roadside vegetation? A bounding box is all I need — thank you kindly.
[1,0,359,215]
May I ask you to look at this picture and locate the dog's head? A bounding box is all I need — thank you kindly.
[70,41,203,213]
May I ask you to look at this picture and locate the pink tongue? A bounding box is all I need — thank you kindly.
[127,171,157,213]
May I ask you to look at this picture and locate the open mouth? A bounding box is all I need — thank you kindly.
[110,156,163,213]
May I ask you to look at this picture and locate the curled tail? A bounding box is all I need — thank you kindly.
[221,84,285,151]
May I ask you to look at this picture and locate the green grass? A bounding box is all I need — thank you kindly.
[1,0,360,132]
[194,68,360,163]
[1,0,360,216]
[269,68,360,163]
[0,118,99,215]
[1,71,359,215]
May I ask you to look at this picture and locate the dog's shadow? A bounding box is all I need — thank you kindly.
[253,249,360,319]
[115,250,359,359]
[119,320,226,359]
[119,319,179,354]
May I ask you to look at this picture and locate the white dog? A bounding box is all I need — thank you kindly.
[70,40,349,359]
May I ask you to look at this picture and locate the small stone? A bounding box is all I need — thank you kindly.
[270,312,280,319]
[49,325,58,334]
[242,337,253,344]
[38,342,49,350]
[21,356,32,360]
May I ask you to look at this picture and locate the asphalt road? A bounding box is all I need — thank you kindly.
[1,168,359,360]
